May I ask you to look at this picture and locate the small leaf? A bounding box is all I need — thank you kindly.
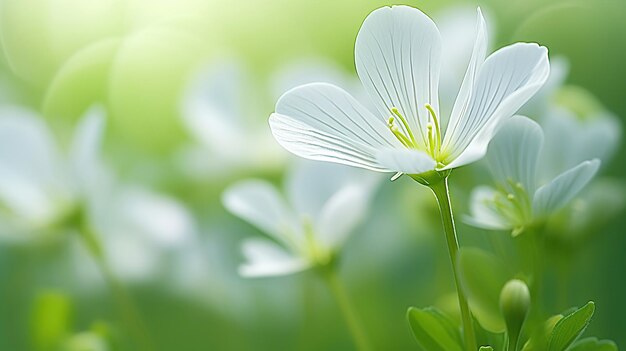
[569,337,618,351]
[522,315,563,351]
[457,248,509,333]
[407,306,463,351]
[548,302,595,351]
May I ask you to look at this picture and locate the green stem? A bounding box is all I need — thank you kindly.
[429,177,477,351]
[79,226,154,351]
[322,267,372,351]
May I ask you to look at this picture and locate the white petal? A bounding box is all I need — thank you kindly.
[316,184,373,249]
[182,59,248,153]
[285,159,372,219]
[222,180,299,244]
[443,7,488,134]
[270,83,400,172]
[239,238,310,278]
[112,187,195,246]
[486,116,544,193]
[519,56,569,117]
[0,107,69,223]
[464,186,510,230]
[539,107,621,181]
[442,43,550,169]
[355,5,442,148]
[375,148,436,174]
[532,159,601,216]
[437,7,495,120]
[69,105,106,191]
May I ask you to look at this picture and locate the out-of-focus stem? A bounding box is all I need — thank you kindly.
[323,267,372,351]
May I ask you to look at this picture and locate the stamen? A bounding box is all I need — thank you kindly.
[388,116,412,148]
[425,103,441,151]
[427,122,436,156]
[391,107,416,144]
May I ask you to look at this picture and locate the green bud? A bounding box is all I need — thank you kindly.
[500,279,531,351]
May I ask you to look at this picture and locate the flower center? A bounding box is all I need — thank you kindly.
[387,104,442,161]
[490,179,533,235]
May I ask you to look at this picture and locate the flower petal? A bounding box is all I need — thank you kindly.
[355,5,442,148]
[316,184,373,249]
[438,7,491,117]
[222,180,299,244]
[486,115,544,193]
[443,7,488,134]
[0,107,69,224]
[442,42,550,169]
[532,159,601,216]
[464,186,510,230]
[285,160,375,220]
[376,148,436,174]
[539,107,621,181]
[238,238,310,278]
[270,83,400,172]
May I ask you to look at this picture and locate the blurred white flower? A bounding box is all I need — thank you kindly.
[0,105,195,284]
[269,6,550,178]
[178,59,284,180]
[0,105,110,238]
[465,116,600,235]
[223,161,379,277]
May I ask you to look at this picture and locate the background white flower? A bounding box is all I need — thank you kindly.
[269,6,550,177]
[222,160,379,277]
[466,115,600,235]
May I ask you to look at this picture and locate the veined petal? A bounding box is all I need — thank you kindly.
[532,159,601,216]
[355,5,442,147]
[316,184,372,250]
[442,42,550,170]
[238,238,310,277]
[443,7,488,135]
[270,83,400,172]
[464,186,510,230]
[375,148,436,174]
[486,116,543,193]
[222,180,300,244]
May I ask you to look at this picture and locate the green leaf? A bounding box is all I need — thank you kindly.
[407,306,463,351]
[30,291,72,351]
[548,302,595,351]
[522,315,563,351]
[569,337,618,351]
[457,248,509,333]
[480,347,495,351]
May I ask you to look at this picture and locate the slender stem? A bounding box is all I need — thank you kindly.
[429,177,477,351]
[78,226,154,351]
[322,267,372,351]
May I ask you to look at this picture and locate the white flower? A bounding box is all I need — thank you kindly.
[222,161,379,277]
[179,59,285,180]
[0,106,195,284]
[269,6,550,178]
[0,105,109,238]
[465,116,600,235]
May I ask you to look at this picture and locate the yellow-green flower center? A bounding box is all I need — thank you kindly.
[387,104,443,162]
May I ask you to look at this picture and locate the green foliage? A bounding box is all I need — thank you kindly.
[406,306,463,351]
[548,302,596,351]
[457,248,510,333]
[30,291,72,351]
[523,302,600,351]
[569,337,618,351]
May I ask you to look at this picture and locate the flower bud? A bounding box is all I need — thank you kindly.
[499,279,531,350]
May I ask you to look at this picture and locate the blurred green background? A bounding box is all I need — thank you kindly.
[0,0,624,350]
